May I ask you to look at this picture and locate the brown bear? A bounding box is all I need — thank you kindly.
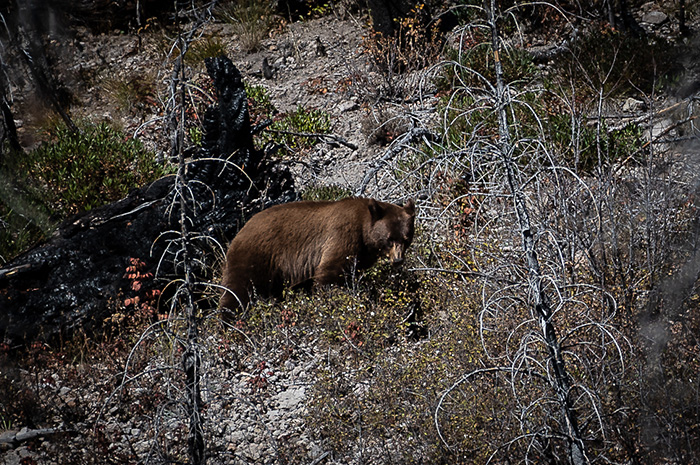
[219,197,415,311]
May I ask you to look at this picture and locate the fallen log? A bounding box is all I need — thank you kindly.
[0,427,76,448]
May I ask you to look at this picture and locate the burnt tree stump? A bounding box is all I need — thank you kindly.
[0,56,296,346]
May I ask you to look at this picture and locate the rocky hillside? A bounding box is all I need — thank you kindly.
[2,1,700,464]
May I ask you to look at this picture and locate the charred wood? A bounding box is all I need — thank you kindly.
[0,57,296,347]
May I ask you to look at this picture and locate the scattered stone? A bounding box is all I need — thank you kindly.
[0,446,32,465]
[275,386,306,410]
[262,57,274,79]
[623,97,646,113]
[642,10,668,25]
[652,118,674,139]
[338,100,358,112]
[315,36,327,57]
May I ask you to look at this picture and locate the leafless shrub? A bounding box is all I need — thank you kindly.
[99,3,217,464]
[359,1,700,463]
[361,105,414,146]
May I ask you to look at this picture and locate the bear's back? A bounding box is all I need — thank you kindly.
[238,198,367,245]
[228,198,368,287]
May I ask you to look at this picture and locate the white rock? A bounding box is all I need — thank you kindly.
[229,430,246,442]
[338,101,358,113]
[642,10,668,25]
[622,97,645,113]
[275,386,306,410]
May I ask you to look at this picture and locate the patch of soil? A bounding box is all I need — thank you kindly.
[47,14,398,194]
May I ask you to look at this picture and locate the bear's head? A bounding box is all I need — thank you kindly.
[367,199,416,265]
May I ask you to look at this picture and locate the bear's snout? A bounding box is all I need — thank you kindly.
[388,243,406,265]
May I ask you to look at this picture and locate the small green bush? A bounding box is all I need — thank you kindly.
[265,106,332,152]
[304,267,486,464]
[547,113,645,172]
[306,1,331,18]
[552,26,680,98]
[245,82,276,121]
[301,184,352,201]
[19,120,172,217]
[236,84,331,155]
[438,31,537,91]
[0,201,48,263]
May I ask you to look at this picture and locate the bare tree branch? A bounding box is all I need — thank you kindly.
[485,2,589,461]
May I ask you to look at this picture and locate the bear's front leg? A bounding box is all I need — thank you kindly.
[219,264,252,312]
[313,251,357,287]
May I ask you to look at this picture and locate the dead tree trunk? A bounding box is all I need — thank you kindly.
[485,1,589,464]
[0,47,22,159]
[14,0,77,133]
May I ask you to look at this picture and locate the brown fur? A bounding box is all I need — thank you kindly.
[219,197,415,311]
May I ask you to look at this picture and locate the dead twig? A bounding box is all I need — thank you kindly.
[356,127,437,196]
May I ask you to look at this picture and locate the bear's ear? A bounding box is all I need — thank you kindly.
[368,198,384,222]
[403,199,415,216]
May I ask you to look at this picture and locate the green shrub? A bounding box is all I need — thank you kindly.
[552,26,680,98]
[244,82,276,121]
[265,106,331,152]
[0,201,48,263]
[547,113,645,172]
[306,1,331,18]
[438,30,537,91]
[301,184,352,201]
[241,85,331,155]
[305,268,486,464]
[188,126,203,146]
[19,120,173,217]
